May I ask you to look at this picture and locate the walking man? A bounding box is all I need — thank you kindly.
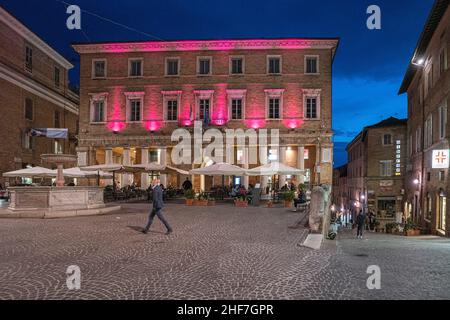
[356,210,365,239]
[143,178,173,235]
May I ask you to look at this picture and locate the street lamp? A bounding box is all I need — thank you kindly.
[413,178,420,185]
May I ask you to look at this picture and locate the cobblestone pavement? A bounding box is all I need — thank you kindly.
[0,203,449,300]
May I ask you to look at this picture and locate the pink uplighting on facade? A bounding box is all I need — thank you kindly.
[245,119,266,129]
[212,84,228,126]
[107,121,126,133]
[107,87,126,133]
[283,118,304,129]
[73,38,334,54]
[144,120,163,132]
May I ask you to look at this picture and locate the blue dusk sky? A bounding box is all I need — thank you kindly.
[0,0,436,166]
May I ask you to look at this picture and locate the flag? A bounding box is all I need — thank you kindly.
[29,128,68,139]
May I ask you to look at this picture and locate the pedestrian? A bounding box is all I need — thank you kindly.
[356,210,365,239]
[142,178,173,235]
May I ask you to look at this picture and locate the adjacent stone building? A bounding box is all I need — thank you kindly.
[399,0,450,236]
[72,38,339,190]
[345,117,407,229]
[0,6,79,186]
[332,164,348,211]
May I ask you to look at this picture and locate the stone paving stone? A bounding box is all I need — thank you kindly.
[0,204,449,299]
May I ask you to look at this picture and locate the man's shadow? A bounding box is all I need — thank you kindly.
[127,226,165,234]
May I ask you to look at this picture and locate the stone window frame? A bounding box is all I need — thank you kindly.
[24,97,34,121]
[162,91,182,122]
[124,91,145,123]
[264,89,284,120]
[382,133,393,146]
[266,55,282,75]
[196,56,212,76]
[92,59,107,79]
[89,92,109,124]
[229,56,245,75]
[379,160,393,177]
[128,58,144,78]
[227,89,247,121]
[194,90,214,121]
[304,55,320,75]
[438,103,447,140]
[165,57,181,76]
[302,89,321,120]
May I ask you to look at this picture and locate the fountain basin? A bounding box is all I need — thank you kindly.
[4,186,120,218]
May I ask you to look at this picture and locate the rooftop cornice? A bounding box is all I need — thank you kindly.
[72,38,340,56]
[0,6,73,69]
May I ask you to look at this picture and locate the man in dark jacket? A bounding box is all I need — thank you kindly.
[356,210,365,239]
[143,179,173,235]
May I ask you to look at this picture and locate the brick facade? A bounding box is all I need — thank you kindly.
[345,118,407,229]
[0,7,79,187]
[73,38,339,190]
[400,1,450,236]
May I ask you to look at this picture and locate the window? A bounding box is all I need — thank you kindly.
[54,140,63,154]
[230,57,243,74]
[54,67,60,88]
[415,127,421,153]
[305,97,318,119]
[54,111,61,128]
[438,194,447,231]
[92,60,106,78]
[383,134,392,146]
[439,47,448,76]
[425,114,433,148]
[166,100,178,121]
[25,98,33,120]
[231,99,243,120]
[267,56,281,74]
[197,57,211,75]
[25,45,33,72]
[149,150,159,163]
[426,194,432,221]
[166,58,179,76]
[322,148,332,163]
[199,99,210,120]
[92,100,105,123]
[129,59,143,77]
[439,171,446,182]
[425,63,433,95]
[439,105,447,139]
[129,100,141,122]
[23,131,34,150]
[268,98,280,119]
[305,56,318,74]
[380,160,392,177]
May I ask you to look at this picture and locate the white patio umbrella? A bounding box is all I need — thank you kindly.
[80,164,139,186]
[189,162,246,176]
[2,166,55,178]
[246,161,304,176]
[190,162,247,188]
[131,163,190,175]
[51,167,113,178]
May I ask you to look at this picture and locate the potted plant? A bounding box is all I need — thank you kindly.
[234,195,248,207]
[196,192,208,206]
[267,200,273,208]
[404,218,421,236]
[385,222,398,234]
[184,189,195,206]
[282,191,295,208]
[207,197,216,206]
[374,221,381,232]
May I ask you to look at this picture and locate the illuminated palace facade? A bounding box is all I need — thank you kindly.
[73,38,339,190]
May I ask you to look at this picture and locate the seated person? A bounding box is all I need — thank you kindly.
[294,189,307,208]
